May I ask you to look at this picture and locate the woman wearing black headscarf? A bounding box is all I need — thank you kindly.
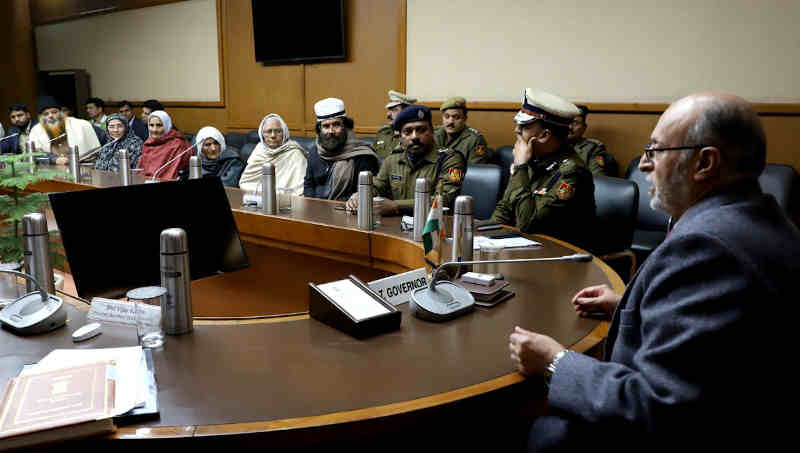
[94,113,144,172]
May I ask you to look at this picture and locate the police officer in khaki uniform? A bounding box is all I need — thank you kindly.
[347,105,466,216]
[374,90,417,160]
[491,89,595,249]
[569,104,619,177]
[433,96,491,164]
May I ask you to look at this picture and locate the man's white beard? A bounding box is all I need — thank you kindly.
[648,164,689,215]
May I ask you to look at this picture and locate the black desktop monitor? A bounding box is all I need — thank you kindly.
[49,178,249,299]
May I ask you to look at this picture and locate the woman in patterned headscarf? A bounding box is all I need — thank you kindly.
[238,113,307,195]
[94,113,144,172]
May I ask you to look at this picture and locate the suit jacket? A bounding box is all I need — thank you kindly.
[130,116,148,142]
[0,122,37,154]
[533,181,800,451]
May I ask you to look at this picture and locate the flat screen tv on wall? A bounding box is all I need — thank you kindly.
[252,0,346,65]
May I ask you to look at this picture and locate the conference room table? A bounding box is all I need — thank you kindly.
[0,166,624,450]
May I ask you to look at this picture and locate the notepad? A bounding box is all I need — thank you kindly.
[317,279,391,321]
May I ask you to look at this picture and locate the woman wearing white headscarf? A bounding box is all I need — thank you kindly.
[195,126,244,187]
[238,114,307,195]
[138,110,191,180]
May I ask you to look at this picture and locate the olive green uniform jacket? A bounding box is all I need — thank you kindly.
[374,124,402,161]
[374,145,466,215]
[491,145,595,249]
[572,137,618,177]
[434,126,491,164]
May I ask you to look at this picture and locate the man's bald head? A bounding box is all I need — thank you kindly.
[680,92,767,180]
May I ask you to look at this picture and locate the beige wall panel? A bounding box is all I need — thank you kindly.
[407,0,800,103]
[35,0,220,102]
[304,0,403,135]
[223,0,304,130]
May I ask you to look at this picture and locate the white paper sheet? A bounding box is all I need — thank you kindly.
[473,235,541,250]
[317,279,390,321]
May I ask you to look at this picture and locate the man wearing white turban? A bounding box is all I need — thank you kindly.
[239,114,307,195]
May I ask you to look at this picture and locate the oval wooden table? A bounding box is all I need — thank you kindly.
[1,167,624,450]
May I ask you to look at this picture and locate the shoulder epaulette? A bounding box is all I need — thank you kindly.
[469,127,482,135]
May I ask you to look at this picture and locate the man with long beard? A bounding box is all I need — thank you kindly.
[303,98,379,201]
[28,96,100,163]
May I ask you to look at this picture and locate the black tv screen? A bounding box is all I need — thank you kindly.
[252,0,346,65]
[49,178,249,300]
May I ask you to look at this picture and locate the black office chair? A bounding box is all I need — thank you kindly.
[183,133,194,145]
[592,175,639,279]
[359,136,375,145]
[225,133,247,151]
[239,143,257,163]
[625,157,670,264]
[492,145,514,195]
[759,163,799,220]
[247,130,260,144]
[461,164,503,220]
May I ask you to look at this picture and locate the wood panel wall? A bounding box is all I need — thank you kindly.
[5,0,799,174]
[426,106,800,176]
[0,1,38,117]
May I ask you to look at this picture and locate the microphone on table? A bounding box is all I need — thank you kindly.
[47,133,66,143]
[79,136,121,163]
[410,253,593,322]
[0,133,19,143]
[148,141,198,182]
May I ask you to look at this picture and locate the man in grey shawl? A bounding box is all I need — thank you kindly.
[94,113,144,172]
[303,98,379,201]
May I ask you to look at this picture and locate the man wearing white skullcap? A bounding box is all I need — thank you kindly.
[490,89,595,249]
[303,98,379,201]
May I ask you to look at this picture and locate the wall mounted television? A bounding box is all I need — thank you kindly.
[252,0,346,65]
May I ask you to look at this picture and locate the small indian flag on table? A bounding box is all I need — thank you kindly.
[422,195,445,270]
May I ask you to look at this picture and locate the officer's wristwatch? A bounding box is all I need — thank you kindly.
[510,163,529,176]
[544,349,568,385]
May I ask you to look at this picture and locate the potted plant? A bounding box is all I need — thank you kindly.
[0,151,69,277]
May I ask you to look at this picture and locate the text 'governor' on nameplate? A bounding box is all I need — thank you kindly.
[368,268,428,307]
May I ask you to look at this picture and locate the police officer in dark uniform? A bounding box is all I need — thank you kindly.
[569,104,619,177]
[347,105,466,216]
[374,90,417,160]
[491,89,595,249]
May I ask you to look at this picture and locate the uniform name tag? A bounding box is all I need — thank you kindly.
[391,174,403,180]
[369,268,428,306]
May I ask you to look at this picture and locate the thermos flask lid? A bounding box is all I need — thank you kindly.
[160,228,188,254]
[22,213,48,236]
[454,195,474,215]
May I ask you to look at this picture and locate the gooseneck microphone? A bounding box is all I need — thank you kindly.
[149,141,198,182]
[79,136,121,163]
[47,133,66,143]
[0,133,20,143]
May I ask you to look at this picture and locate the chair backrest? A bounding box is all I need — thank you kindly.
[759,163,799,215]
[239,142,257,163]
[225,132,247,151]
[592,175,639,255]
[359,136,375,145]
[461,164,503,220]
[625,156,670,232]
[493,145,514,194]
[246,130,260,143]
[293,136,316,155]
[183,133,194,145]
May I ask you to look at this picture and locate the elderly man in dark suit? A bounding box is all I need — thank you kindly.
[509,92,799,451]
